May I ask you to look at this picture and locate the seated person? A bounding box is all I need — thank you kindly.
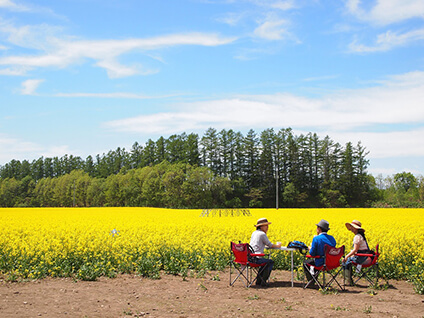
[303,219,336,285]
[342,220,371,285]
[249,218,281,287]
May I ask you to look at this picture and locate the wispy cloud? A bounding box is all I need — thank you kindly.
[216,11,248,26]
[349,28,424,53]
[216,0,298,43]
[0,21,237,78]
[303,75,339,82]
[249,0,296,11]
[0,133,41,163]
[0,0,29,11]
[20,79,44,95]
[104,71,424,159]
[345,0,424,26]
[0,65,30,75]
[253,16,291,40]
[326,128,424,159]
[54,92,182,99]
[0,133,75,164]
[345,0,424,54]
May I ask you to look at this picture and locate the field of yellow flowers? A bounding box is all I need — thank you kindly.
[0,208,423,292]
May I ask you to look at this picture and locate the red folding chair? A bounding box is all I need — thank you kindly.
[304,244,345,290]
[351,244,380,286]
[229,242,268,287]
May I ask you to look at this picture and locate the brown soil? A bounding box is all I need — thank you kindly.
[1,270,423,318]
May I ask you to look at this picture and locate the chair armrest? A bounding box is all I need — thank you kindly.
[356,253,374,257]
[250,253,265,257]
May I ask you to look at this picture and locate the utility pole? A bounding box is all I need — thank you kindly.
[73,180,76,207]
[275,166,279,210]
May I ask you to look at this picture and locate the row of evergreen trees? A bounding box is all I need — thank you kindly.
[0,127,379,208]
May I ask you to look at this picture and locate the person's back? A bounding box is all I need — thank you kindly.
[309,232,336,267]
[304,219,336,274]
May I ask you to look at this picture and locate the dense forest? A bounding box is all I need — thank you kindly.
[0,127,422,208]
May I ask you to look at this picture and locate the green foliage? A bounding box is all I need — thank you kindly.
[408,264,424,294]
[136,257,161,279]
[0,127,381,208]
[363,305,373,314]
[373,172,424,208]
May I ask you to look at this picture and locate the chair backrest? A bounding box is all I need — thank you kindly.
[324,244,345,270]
[231,242,249,265]
[369,244,380,265]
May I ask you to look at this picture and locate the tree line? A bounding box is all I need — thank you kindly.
[0,127,405,208]
[373,172,424,208]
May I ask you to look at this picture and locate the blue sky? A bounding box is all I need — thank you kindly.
[1,0,424,177]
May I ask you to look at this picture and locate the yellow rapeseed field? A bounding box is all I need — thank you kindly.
[0,207,423,291]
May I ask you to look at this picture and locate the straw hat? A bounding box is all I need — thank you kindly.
[254,218,271,227]
[345,220,365,232]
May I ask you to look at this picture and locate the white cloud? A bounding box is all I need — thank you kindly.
[349,28,424,53]
[253,17,290,40]
[54,92,180,99]
[20,79,44,95]
[345,0,424,54]
[41,145,73,159]
[0,22,237,78]
[0,134,41,163]
[0,133,74,164]
[249,0,295,11]
[0,65,30,75]
[303,75,339,82]
[104,71,424,160]
[324,128,424,159]
[0,0,28,11]
[346,0,424,25]
[216,12,247,26]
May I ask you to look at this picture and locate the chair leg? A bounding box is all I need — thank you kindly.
[304,270,323,289]
[353,265,379,286]
[230,263,249,287]
[248,266,267,287]
[326,268,345,291]
[323,272,325,288]
[376,263,379,285]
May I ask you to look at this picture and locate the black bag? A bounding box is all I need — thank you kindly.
[287,240,308,254]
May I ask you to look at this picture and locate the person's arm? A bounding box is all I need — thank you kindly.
[343,243,359,262]
[270,242,282,248]
[261,233,281,249]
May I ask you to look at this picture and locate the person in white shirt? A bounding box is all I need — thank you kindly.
[249,218,281,287]
[342,220,371,285]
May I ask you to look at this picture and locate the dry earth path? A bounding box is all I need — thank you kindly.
[1,270,423,317]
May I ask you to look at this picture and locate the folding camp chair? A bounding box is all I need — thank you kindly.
[304,244,345,291]
[351,244,380,286]
[229,242,268,287]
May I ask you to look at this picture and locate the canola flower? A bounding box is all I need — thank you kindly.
[0,207,423,291]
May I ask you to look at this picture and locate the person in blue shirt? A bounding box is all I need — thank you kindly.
[303,219,337,286]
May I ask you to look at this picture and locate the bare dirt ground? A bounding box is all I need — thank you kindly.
[1,270,423,318]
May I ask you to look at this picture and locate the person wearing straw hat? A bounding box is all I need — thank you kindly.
[249,218,281,287]
[342,220,371,285]
[303,219,336,286]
